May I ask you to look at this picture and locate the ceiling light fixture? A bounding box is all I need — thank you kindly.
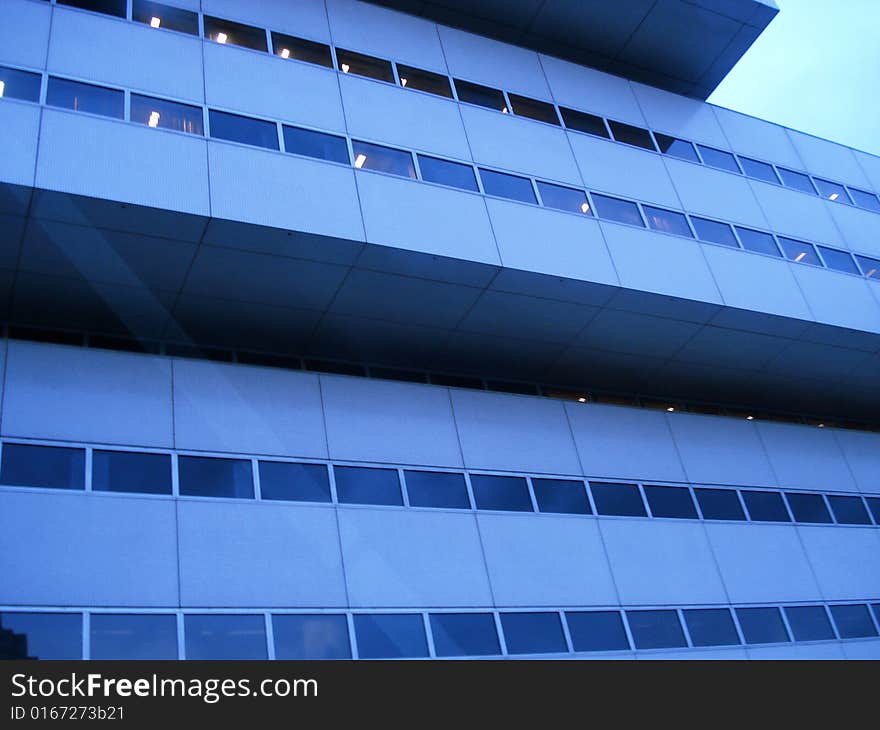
[794,252,807,262]
[666,407,675,412]
[148,111,160,128]
[580,202,590,214]
[341,63,350,73]
[280,48,290,59]
[577,397,587,403]
[400,78,407,87]
[354,153,367,168]
[150,16,161,28]
[829,192,839,201]
[0,81,5,98]
[746,415,754,420]
[216,32,228,44]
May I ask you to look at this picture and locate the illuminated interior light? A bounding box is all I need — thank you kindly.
[577,397,587,403]
[341,63,350,73]
[148,111,160,128]
[666,407,675,412]
[746,415,754,420]
[501,106,509,114]
[580,202,590,214]
[0,81,5,98]
[400,78,407,87]
[216,32,228,44]
[280,48,291,59]
[354,153,367,169]
[150,16,161,28]
[794,252,807,262]
[866,268,877,278]
[828,192,839,201]
[817,423,825,428]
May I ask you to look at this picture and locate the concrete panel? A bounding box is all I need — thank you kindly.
[791,264,880,334]
[842,640,880,659]
[711,106,802,169]
[833,430,880,495]
[0,102,39,189]
[632,82,729,148]
[749,179,843,246]
[0,0,51,69]
[827,202,880,258]
[203,0,330,41]
[644,648,749,660]
[797,527,880,600]
[854,150,880,193]
[747,643,846,660]
[786,129,870,189]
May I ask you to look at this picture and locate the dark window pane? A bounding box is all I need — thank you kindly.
[566,611,630,652]
[827,495,871,525]
[418,155,478,191]
[779,237,821,266]
[272,614,350,659]
[589,481,646,517]
[784,605,835,642]
[304,359,365,376]
[271,32,333,68]
[818,246,859,274]
[404,470,470,509]
[873,604,880,624]
[178,456,254,499]
[204,16,268,52]
[184,615,267,660]
[559,107,609,138]
[608,121,655,150]
[454,79,507,112]
[209,110,278,150]
[131,94,204,135]
[58,0,126,17]
[509,93,559,125]
[697,144,741,173]
[259,461,331,503]
[778,167,816,194]
[397,65,452,97]
[479,169,536,204]
[133,0,198,35]
[537,181,591,215]
[735,227,780,256]
[694,488,745,520]
[283,125,349,163]
[336,49,395,82]
[430,613,500,657]
[47,77,123,118]
[784,492,832,524]
[592,194,644,227]
[532,478,591,515]
[739,156,779,184]
[654,133,698,162]
[683,608,740,647]
[486,380,539,395]
[735,607,790,644]
[92,450,172,495]
[470,474,532,512]
[90,614,177,659]
[829,604,878,639]
[849,187,880,212]
[501,612,567,655]
[429,373,484,389]
[1,443,84,490]
[644,485,698,519]
[856,254,880,280]
[691,216,738,247]
[813,178,850,203]
[353,140,416,178]
[0,65,41,103]
[742,490,791,522]
[369,367,427,383]
[354,614,428,658]
[0,612,81,660]
[334,466,402,506]
[643,206,692,237]
[866,497,880,524]
[626,610,686,649]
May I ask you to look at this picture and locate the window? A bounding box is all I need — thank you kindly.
[566,611,630,652]
[501,612,567,655]
[184,615,267,660]
[818,246,859,274]
[784,492,832,524]
[283,125,349,164]
[559,107,609,138]
[607,121,655,150]
[866,497,880,524]
[732,227,779,257]
[429,613,500,657]
[738,156,780,184]
[404,470,470,509]
[827,495,871,525]
[643,206,692,237]
[352,140,416,178]
[778,167,816,194]
[258,461,331,503]
[735,607,790,644]
[177,456,254,499]
[46,77,123,119]
[813,178,850,203]
[0,66,41,103]
[696,145,741,173]
[369,367,427,383]
[784,605,835,642]
[479,169,536,204]
[203,16,268,52]
[0,443,84,490]
[691,216,738,247]
[508,93,559,125]
[209,110,279,150]
[334,466,402,506]
[353,614,428,659]
[272,614,350,659]
[270,32,333,68]
[0,613,81,660]
[90,614,177,659]
[531,478,591,515]
[589,481,646,517]
[848,187,880,212]
[591,194,644,227]
[470,474,532,512]
[742,490,791,522]
[417,155,478,192]
[626,610,687,650]
[694,488,745,521]
[336,49,395,83]
[654,134,699,162]
[131,94,203,135]
[453,79,507,112]
[683,608,741,647]
[829,604,878,639]
[856,254,880,279]
[58,0,125,17]
[396,65,452,98]
[536,182,591,215]
[133,0,198,35]
[779,237,821,266]
[92,450,172,495]
[644,485,698,519]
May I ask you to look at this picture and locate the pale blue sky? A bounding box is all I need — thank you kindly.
[708,0,880,156]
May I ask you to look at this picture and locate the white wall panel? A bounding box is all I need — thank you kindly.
[0,102,39,189]
[203,0,330,41]
[786,129,870,189]
[711,106,802,169]
[798,527,880,600]
[750,179,844,246]
[833,430,880,495]
[827,202,880,258]
[632,83,729,148]
[790,264,880,335]
[0,0,51,70]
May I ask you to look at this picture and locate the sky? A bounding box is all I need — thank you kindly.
[708,0,880,157]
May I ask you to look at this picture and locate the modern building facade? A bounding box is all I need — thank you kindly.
[1,0,879,660]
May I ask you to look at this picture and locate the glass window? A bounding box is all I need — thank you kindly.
[353,140,416,178]
[829,604,878,639]
[131,94,204,135]
[0,66,41,103]
[417,155,478,192]
[133,0,198,35]
[866,497,880,524]
[178,456,254,499]
[607,120,655,150]
[566,611,630,652]
[258,461,331,503]
[429,613,500,657]
[873,604,880,625]
[353,614,428,659]
[784,492,832,524]
[779,237,821,266]
[827,495,871,525]
[396,65,452,98]
[272,614,350,659]
[591,194,644,227]
[696,145,740,173]
[92,450,172,495]
[404,470,470,509]
[0,612,81,660]
[509,93,559,125]
[856,254,880,280]
[479,169,536,204]
[470,474,533,512]
[848,187,880,212]
[334,466,402,506]
[46,77,123,119]
[691,216,738,247]
[184,614,267,660]
[643,206,692,237]
[283,125,349,164]
[784,605,835,642]
[739,156,779,184]
[270,32,333,68]
[369,367,427,383]
[209,110,279,150]
[626,610,687,650]
[336,49,395,83]
[531,478,591,515]
[501,612,567,655]
[683,608,740,647]
[203,16,268,52]
[58,0,125,17]
[559,107,609,138]
[453,79,507,112]
[818,246,859,274]
[735,227,780,256]
[90,614,177,659]
[0,443,84,490]
[644,485,698,519]
[694,488,745,520]
[654,133,699,162]
[778,167,816,194]
[589,481,647,517]
[742,490,791,522]
[813,178,850,203]
[537,181,591,215]
[735,607,790,644]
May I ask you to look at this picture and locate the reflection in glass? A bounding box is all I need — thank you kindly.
[0,443,84,490]
[470,474,533,512]
[0,612,81,659]
[501,612,567,655]
[429,613,500,657]
[131,94,204,135]
[334,466,402,506]
[479,169,536,204]
[353,614,428,658]
[259,461,331,503]
[417,155,478,191]
[283,125,349,164]
[92,450,172,494]
[352,140,416,178]
[209,110,279,150]
[47,77,123,119]
[184,614,267,659]
[91,614,177,659]
[178,456,254,499]
[273,614,351,659]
